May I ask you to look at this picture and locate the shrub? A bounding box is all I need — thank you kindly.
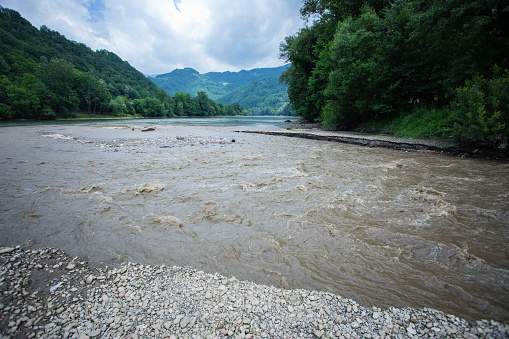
[449,68,509,149]
[39,108,56,120]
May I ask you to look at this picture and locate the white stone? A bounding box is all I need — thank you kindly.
[247,296,259,305]
[314,330,324,338]
[180,316,190,328]
[0,247,16,254]
[407,327,417,335]
[87,330,101,337]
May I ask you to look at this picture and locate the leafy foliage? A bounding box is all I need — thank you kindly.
[449,68,509,147]
[281,0,509,147]
[0,7,246,119]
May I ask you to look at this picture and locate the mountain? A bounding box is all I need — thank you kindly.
[151,68,228,100]
[0,7,160,99]
[0,7,247,119]
[217,76,292,116]
[149,65,293,115]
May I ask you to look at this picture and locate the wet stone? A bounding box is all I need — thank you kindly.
[0,246,507,339]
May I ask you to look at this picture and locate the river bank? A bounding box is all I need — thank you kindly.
[1,122,508,333]
[1,246,508,339]
[255,121,508,160]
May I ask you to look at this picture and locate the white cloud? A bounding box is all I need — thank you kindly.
[0,0,304,74]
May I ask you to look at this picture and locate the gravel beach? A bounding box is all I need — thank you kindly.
[1,246,508,338]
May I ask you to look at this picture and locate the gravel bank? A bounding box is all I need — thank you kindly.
[241,122,508,159]
[1,246,508,338]
[240,129,452,157]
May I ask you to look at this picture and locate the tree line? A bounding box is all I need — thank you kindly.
[218,76,293,116]
[280,0,509,148]
[0,7,248,120]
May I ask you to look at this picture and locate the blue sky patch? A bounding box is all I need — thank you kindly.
[84,0,105,22]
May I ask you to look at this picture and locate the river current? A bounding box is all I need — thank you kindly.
[0,118,508,323]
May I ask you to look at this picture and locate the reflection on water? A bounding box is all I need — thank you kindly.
[0,119,508,323]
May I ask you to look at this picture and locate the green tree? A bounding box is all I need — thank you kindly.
[322,6,387,129]
[76,72,98,114]
[281,0,509,133]
[91,79,111,114]
[280,26,321,121]
[0,75,13,119]
[124,85,141,99]
[197,91,215,116]
[144,97,165,117]
[108,95,127,114]
[40,58,78,115]
[175,101,184,116]
[449,68,509,148]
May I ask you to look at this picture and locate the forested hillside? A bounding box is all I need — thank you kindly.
[0,7,247,119]
[281,0,509,149]
[149,65,293,115]
[218,77,292,115]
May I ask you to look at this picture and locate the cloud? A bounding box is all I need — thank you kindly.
[0,0,304,74]
[173,0,182,12]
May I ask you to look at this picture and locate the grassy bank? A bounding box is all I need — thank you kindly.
[352,106,508,159]
[357,108,451,140]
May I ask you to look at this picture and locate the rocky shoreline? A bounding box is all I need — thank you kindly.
[1,246,508,338]
[241,122,508,160]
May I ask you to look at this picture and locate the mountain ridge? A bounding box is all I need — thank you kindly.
[149,64,293,115]
[0,6,248,119]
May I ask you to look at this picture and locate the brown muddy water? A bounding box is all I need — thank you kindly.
[0,122,508,323]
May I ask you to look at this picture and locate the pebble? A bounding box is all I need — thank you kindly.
[85,275,94,284]
[313,330,324,338]
[0,246,508,338]
[180,316,191,328]
[0,247,15,254]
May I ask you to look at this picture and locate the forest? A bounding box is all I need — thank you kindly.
[280,0,509,149]
[0,7,248,120]
[149,66,292,116]
[217,76,293,116]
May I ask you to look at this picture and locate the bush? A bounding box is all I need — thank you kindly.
[0,103,13,119]
[108,96,127,114]
[449,68,509,149]
[39,108,56,120]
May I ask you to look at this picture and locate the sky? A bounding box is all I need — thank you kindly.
[0,0,306,75]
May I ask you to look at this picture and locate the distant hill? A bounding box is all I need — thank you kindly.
[0,7,247,119]
[149,65,294,115]
[0,7,161,98]
[218,76,292,116]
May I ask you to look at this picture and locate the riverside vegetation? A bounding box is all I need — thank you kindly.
[280,0,509,151]
[0,7,249,120]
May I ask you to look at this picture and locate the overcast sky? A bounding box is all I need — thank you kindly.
[0,0,306,75]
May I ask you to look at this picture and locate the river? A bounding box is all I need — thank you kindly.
[0,116,507,323]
